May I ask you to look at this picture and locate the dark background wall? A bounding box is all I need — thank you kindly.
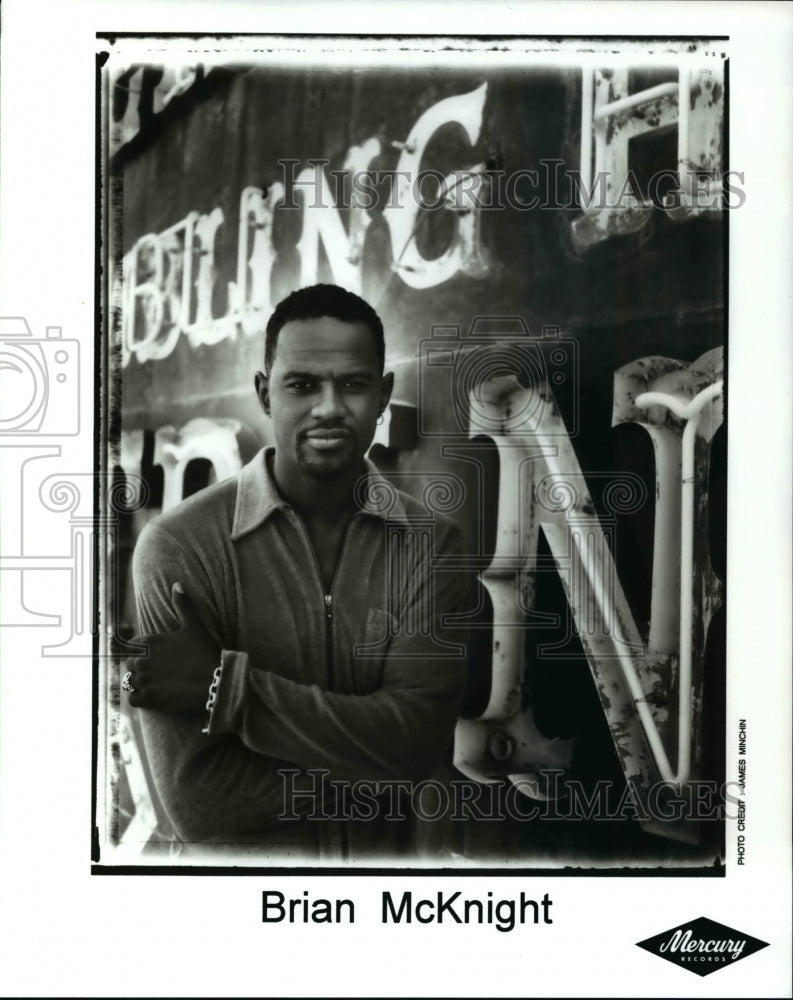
[110,61,726,861]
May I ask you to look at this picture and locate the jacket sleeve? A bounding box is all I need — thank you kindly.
[132,517,321,843]
[206,520,472,782]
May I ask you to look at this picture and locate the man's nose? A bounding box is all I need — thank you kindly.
[311,382,346,420]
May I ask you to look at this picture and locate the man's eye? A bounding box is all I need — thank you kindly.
[342,380,368,391]
[287,381,315,392]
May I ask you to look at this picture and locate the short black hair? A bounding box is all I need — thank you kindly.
[265,284,386,373]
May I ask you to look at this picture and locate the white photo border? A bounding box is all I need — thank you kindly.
[0,2,790,997]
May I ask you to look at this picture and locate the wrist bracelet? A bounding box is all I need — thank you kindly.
[201,660,224,734]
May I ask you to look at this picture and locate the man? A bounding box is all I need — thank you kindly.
[124,283,469,859]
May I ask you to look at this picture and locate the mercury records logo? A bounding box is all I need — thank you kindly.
[636,916,769,977]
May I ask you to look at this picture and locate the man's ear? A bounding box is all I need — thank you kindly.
[379,371,394,416]
[254,371,270,416]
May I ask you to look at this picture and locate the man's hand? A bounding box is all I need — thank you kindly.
[124,583,221,714]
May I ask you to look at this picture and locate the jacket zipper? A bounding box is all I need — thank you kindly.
[323,592,350,860]
[290,513,355,863]
[324,593,334,682]
[289,512,357,686]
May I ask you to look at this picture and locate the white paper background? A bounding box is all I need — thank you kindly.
[0,1,790,996]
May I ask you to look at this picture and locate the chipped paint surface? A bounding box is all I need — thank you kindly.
[455,347,724,840]
[573,64,724,251]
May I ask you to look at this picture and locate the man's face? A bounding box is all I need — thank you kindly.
[258,316,392,480]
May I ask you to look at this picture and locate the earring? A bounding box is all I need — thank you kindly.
[377,414,384,425]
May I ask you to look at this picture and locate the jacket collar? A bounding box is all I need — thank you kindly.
[231,447,410,540]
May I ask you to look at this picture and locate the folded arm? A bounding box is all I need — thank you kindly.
[130,516,472,838]
[131,519,319,842]
[206,523,471,782]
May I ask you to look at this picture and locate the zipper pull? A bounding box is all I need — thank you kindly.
[324,594,333,619]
